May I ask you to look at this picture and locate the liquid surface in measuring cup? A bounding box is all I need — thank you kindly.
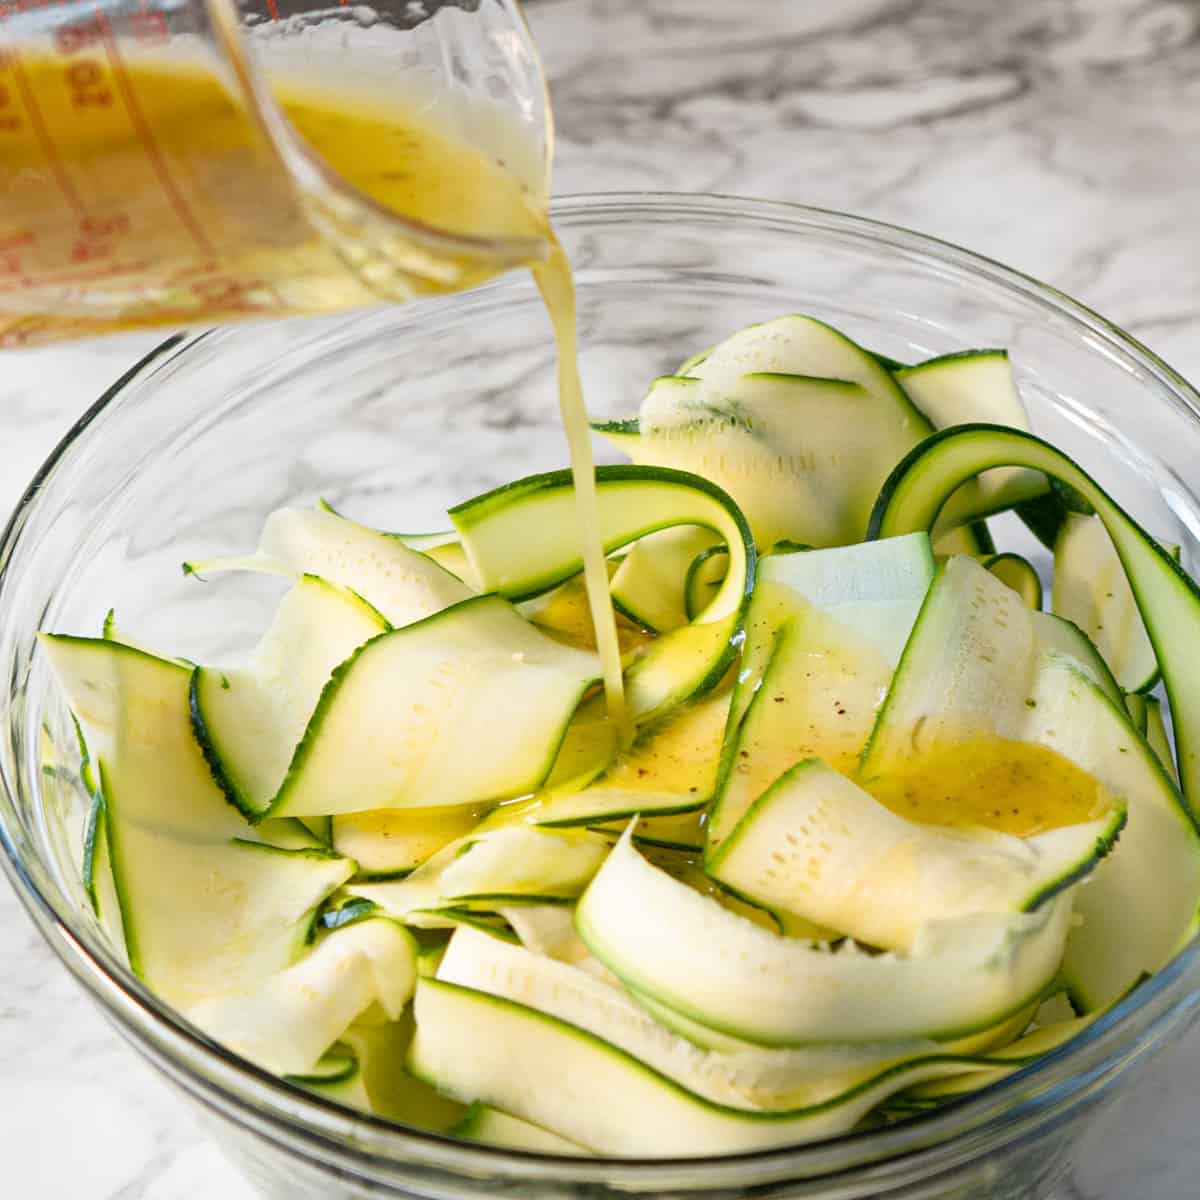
[0,52,629,726]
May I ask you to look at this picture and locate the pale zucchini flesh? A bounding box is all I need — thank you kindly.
[295,1013,469,1132]
[340,1012,469,1131]
[1053,511,1167,693]
[83,789,128,961]
[186,918,417,1075]
[683,544,729,622]
[288,1048,373,1112]
[1031,611,1123,708]
[184,506,473,628]
[869,424,1200,805]
[687,315,924,425]
[710,611,894,854]
[932,521,995,558]
[1145,696,1179,782]
[453,1103,589,1154]
[108,823,353,1009]
[601,367,928,550]
[891,1014,1095,1106]
[857,558,1185,1010]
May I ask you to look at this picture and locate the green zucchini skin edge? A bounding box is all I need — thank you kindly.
[609,594,654,632]
[867,349,910,372]
[981,552,1043,610]
[966,521,997,557]
[285,1051,360,1087]
[867,421,1200,829]
[308,897,378,943]
[96,760,140,976]
[189,666,261,822]
[71,712,97,794]
[683,545,730,622]
[81,787,106,915]
[75,713,104,912]
[589,418,640,436]
[1015,492,1071,551]
[1020,806,1128,913]
[893,347,1008,372]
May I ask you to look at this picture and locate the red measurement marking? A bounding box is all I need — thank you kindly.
[64,57,113,107]
[187,273,284,314]
[0,80,19,130]
[69,212,131,263]
[0,257,147,293]
[5,48,87,216]
[0,317,58,347]
[95,12,216,258]
[129,10,168,45]
[265,0,279,19]
[0,229,34,275]
[0,0,76,23]
[54,15,105,53]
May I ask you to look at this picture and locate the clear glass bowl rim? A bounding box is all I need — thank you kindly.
[3,190,1200,1191]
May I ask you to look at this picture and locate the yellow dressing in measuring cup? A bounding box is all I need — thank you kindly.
[0,58,546,340]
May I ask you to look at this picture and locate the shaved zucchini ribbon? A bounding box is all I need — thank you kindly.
[868,423,1200,819]
[450,464,756,720]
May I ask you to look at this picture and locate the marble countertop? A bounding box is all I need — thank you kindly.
[4,0,1200,1195]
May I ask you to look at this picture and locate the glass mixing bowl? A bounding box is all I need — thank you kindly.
[2,194,1200,1199]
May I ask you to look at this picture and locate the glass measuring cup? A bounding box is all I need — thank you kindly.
[0,0,551,347]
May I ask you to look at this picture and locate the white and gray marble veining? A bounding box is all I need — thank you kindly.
[3,0,1200,1195]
